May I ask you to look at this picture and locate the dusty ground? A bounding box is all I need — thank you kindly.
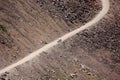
[0,0,120,80]
[0,0,101,69]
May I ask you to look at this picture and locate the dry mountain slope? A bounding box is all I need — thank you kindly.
[0,0,119,80]
[0,0,108,75]
[0,0,101,69]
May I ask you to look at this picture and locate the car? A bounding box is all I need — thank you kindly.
[57,39,62,43]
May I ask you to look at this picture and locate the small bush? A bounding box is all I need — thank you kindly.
[0,24,7,32]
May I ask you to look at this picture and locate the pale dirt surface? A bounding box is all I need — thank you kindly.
[0,0,101,69]
[0,0,119,80]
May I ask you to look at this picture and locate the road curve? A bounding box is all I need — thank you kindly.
[0,0,110,75]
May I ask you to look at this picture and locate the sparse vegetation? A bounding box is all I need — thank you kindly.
[0,24,7,32]
[0,7,4,11]
[0,0,119,80]
[36,0,101,24]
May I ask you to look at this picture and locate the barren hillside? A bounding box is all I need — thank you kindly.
[0,0,120,80]
[0,0,101,69]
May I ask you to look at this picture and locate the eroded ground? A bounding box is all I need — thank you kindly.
[0,0,120,80]
[0,0,101,69]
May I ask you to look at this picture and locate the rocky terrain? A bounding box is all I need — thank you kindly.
[0,0,120,80]
[36,0,101,25]
[0,0,101,69]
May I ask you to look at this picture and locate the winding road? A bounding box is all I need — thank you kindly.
[0,0,110,75]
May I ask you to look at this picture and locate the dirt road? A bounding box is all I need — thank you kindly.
[0,0,110,75]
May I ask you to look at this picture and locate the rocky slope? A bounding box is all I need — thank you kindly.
[0,0,119,80]
[0,0,101,69]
